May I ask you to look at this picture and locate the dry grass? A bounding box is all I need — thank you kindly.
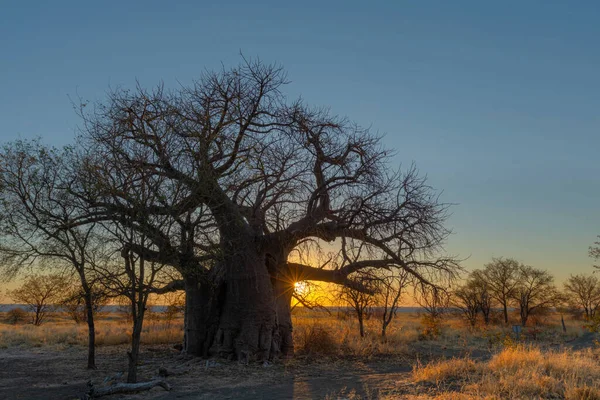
[0,314,183,349]
[413,345,600,399]
[0,308,596,399]
[292,309,422,358]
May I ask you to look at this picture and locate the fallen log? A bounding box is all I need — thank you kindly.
[87,380,171,398]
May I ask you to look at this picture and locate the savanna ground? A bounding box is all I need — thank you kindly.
[0,308,599,400]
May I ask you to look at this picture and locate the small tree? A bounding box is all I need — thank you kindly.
[377,270,409,337]
[480,258,521,324]
[61,283,108,324]
[451,283,480,328]
[590,236,600,270]
[338,274,377,338]
[416,285,449,338]
[9,274,66,326]
[160,291,185,327]
[563,274,600,320]
[512,266,561,326]
[469,270,493,325]
[5,307,27,325]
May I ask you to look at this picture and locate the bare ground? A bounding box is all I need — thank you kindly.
[0,333,597,400]
[0,345,412,400]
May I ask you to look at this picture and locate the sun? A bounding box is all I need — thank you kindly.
[294,281,308,295]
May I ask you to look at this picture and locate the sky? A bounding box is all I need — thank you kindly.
[1,1,599,283]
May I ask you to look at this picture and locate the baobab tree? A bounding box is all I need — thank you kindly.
[49,59,459,361]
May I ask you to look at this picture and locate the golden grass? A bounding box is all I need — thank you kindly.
[0,316,183,349]
[413,345,600,399]
[292,310,422,358]
[0,308,588,364]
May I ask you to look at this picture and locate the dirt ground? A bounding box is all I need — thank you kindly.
[0,344,412,400]
[0,333,597,400]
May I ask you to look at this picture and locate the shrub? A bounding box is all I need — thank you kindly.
[419,314,443,340]
[5,308,28,325]
[295,324,338,357]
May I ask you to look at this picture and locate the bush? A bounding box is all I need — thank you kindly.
[419,314,443,340]
[5,308,28,325]
[295,324,338,357]
[584,315,600,333]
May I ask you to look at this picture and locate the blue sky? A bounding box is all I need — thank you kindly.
[1,1,599,281]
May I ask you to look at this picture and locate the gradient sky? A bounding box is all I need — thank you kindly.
[1,1,599,283]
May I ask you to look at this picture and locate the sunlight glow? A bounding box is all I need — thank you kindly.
[294,281,308,296]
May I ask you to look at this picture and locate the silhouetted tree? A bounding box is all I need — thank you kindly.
[469,270,493,325]
[512,265,562,326]
[591,236,600,270]
[338,272,377,338]
[6,59,459,361]
[377,270,410,337]
[451,283,480,328]
[9,274,66,326]
[61,282,108,324]
[563,274,600,320]
[416,285,450,338]
[0,141,104,369]
[481,258,521,324]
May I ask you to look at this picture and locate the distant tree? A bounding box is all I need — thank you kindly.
[338,273,377,338]
[481,258,521,324]
[5,307,27,325]
[563,274,600,320]
[8,274,66,326]
[61,283,108,324]
[160,291,185,328]
[451,282,480,328]
[377,270,410,337]
[469,270,493,325]
[512,266,562,326]
[590,236,600,270]
[416,285,450,339]
[417,285,449,321]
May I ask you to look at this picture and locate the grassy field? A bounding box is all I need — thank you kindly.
[0,308,598,399]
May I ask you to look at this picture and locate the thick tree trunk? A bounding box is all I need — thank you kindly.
[213,249,278,362]
[503,303,509,324]
[273,278,294,358]
[183,274,220,357]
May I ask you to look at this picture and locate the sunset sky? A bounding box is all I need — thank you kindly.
[1,1,599,283]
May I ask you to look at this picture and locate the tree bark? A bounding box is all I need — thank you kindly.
[213,247,278,362]
[358,312,365,337]
[83,291,96,369]
[183,274,220,357]
[272,277,294,358]
[127,317,143,383]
